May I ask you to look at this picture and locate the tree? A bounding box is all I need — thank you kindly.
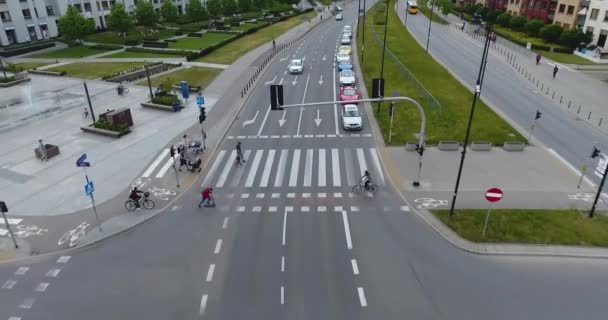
[135,0,158,29]
[57,5,95,44]
[509,15,527,30]
[239,0,252,12]
[523,19,544,36]
[539,24,563,43]
[560,28,592,49]
[161,0,178,22]
[187,0,207,21]
[496,12,511,27]
[436,0,451,15]
[223,0,238,15]
[485,10,500,23]
[107,3,133,35]
[207,0,223,18]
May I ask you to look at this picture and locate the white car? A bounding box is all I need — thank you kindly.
[342,104,362,130]
[339,69,355,86]
[336,52,350,62]
[341,36,351,45]
[288,59,303,74]
[343,25,352,33]
[335,13,343,20]
[343,31,352,39]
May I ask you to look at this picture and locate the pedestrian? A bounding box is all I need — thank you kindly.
[490,32,496,46]
[201,127,207,150]
[198,187,216,208]
[236,141,245,164]
[196,92,204,107]
[272,39,276,50]
[461,21,465,31]
[553,65,558,79]
[83,107,89,119]
[536,53,541,65]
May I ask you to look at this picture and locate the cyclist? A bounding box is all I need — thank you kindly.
[360,170,372,190]
[130,187,144,209]
[117,82,125,96]
[199,187,216,208]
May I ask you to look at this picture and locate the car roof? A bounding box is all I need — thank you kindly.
[339,60,352,64]
[341,69,353,74]
[344,104,358,111]
[291,59,302,63]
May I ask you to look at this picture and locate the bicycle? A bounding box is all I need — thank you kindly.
[352,181,379,195]
[125,192,155,211]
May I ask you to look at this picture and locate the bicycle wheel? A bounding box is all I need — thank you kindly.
[143,199,155,209]
[352,185,362,194]
[58,231,73,246]
[123,87,130,94]
[369,184,379,194]
[125,200,137,211]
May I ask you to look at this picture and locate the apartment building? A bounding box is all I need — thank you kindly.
[583,0,608,49]
[552,0,584,29]
[506,0,525,15]
[0,0,59,46]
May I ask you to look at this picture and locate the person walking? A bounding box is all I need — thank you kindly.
[83,107,89,119]
[236,141,245,164]
[553,65,558,79]
[272,39,276,50]
[461,21,466,31]
[536,53,541,65]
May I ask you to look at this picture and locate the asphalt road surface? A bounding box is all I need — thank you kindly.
[2,3,608,320]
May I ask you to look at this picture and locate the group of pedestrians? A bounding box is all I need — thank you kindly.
[535,53,559,79]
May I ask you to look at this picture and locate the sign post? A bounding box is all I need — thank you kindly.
[76,154,102,232]
[482,188,503,236]
[0,201,18,249]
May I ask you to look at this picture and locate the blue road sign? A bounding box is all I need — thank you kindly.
[85,181,95,196]
[76,153,87,166]
[181,81,189,99]
[196,95,204,106]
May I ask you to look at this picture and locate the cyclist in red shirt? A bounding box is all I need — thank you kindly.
[199,187,215,208]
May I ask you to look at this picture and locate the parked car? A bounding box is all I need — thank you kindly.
[343,25,352,33]
[335,13,343,20]
[337,60,353,72]
[342,104,362,130]
[288,59,303,74]
[339,86,361,102]
[339,69,356,86]
[336,52,350,62]
[338,45,352,55]
[341,36,351,45]
[343,31,352,39]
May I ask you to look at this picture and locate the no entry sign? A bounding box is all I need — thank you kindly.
[485,188,503,203]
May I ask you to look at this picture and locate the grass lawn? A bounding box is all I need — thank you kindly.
[46,62,145,79]
[236,21,269,31]
[535,50,597,65]
[103,50,182,58]
[8,62,50,72]
[29,45,109,58]
[358,0,523,145]
[136,66,221,89]
[419,6,449,25]
[434,209,608,246]
[198,11,316,64]
[84,28,176,45]
[169,32,235,50]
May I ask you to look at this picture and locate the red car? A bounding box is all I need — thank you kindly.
[339,86,361,102]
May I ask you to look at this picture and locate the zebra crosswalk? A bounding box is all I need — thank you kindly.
[202,147,386,189]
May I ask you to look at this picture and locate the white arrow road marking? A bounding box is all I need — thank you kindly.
[280,55,288,61]
[292,75,298,86]
[265,75,277,85]
[279,110,287,127]
[318,74,324,85]
[242,110,259,127]
[314,109,322,127]
[257,105,272,136]
[295,74,311,136]
[279,77,284,85]
[283,70,287,75]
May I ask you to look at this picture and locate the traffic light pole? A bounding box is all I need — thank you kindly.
[589,161,608,218]
[0,201,18,249]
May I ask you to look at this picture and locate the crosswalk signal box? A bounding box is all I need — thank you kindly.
[270,85,284,110]
[372,78,384,99]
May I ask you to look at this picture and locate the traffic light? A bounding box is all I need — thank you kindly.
[535,110,542,120]
[199,107,206,123]
[270,85,284,110]
[591,147,601,159]
[0,201,7,213]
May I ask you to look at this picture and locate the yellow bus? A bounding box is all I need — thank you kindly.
[407,0,418,14]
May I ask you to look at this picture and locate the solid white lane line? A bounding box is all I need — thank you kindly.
[318,149,326,187]
[199,294,208,315]
[356,148,367,177]
[341,211,353,250]
[369,148,386,185]
[304,149,313,187]
[331,149,341,187]
[222,217,229,229]
[289,149,301,187]
[245,150,264,187]
[15,266,29,275]
[214,239,223,254]
[206,264,216,282]
[282,210,288,246]
[357,287,368,307]
[216,150,237,187]
[260,149,276,187]
[201,150,226,187]
[333,61,339,135]
[35,282,49,292]
[281,286,285,305]
[142,149,169,178]
[351,259,360,275]
[257,105,272,136]
[281,256,285,272]
[155,157,174,178]
[295,74,311,136]
[275,149,288,187]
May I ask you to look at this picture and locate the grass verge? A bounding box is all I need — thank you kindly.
[535,50,597,65]
[136,66,222,89]
[29,45,109,58]
[84,28,175,45]
[419,6,449,25]
[434,209,608,246]
[169,33,235,50]
[103,50,181,58]
[198,11,316,64]
[7,62,50,72]
[358,0,523,145]
[46,62,145,79]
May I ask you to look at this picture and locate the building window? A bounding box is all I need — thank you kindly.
[0,0,5,3]
[84,3,92,12]
[541,1,547,9]
[0,11,11,22]
[567,5,574,15]
[46,6,54,16]
[96,2,101,10]
[22,9,31,19]
[605,11,608,22]
[590,8,599,20]
[586,26,594,34]
[558,3,565,13]
[516,0,519,4]
[102,1,109,9]
[563,23,570,29]
[34,7,39,18]
[110,1,115,6]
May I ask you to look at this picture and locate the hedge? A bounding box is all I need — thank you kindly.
[0,42,56,57]
[187,32,203,37]
[143,41,169,48]
[101,62,163,80]
[125,47,190,56]
[89,44,123,51]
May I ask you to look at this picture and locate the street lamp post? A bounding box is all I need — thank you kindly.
[589,146,607,218]
[145,61,154,101]
[425,0,435,53]
[377,0,390,113]
[362,0,367,64]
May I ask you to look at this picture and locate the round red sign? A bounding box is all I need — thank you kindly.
[485,188,503,203]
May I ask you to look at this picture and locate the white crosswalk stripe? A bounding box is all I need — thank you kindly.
[318,149,326,187]
[304,149,313,187]
[245,150,264,187]
[260,149,275,187]
[142,149,170,178]
[216,150,237,187]
[332,148,341,187]
[274,149,288,187]
[202,150,226,187]
[289,149,301,187]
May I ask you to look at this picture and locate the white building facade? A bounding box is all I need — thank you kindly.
[583,0,608,50]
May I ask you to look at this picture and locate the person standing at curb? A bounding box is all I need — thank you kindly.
[536,53,541,65]
[553,65,558,79]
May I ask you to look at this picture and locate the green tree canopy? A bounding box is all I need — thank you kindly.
[223,0,238,15]
[509,15,527,30]
[207,0,223,18]
[524,19,544,36]
[135,0,158,29]
[106,3,133,34]
[496,12,511,27]
[58,5,95,44]
[187,0,208,21]
[239,0,252,12]
[539,24,563,43]
[161,0,178,22]
[560,29,592,49]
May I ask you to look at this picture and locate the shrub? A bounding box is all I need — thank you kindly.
[539,24,563,43]
[176,16,193,24]
[496,12,511,27]
[509,16,527,30]
[174,30,183,36]
[187,32,203,37]
[524,19,544,36]
[485,10,501,23]
[153,94,180,106]
[124,35,142,45]
[94,118,130,134]
[125,47,189,56]
[143,41,169,48]
[0,76,16,83]
[0,42,56,57]
[560,28,592,49]
[89,44,123,50]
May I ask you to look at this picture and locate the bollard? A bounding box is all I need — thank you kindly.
[560,96,563,104]
[588,112,592,120]
[552,91,555,99]
[541,83,543,91]
[525,71,528,78]
[533,76,535,83]
[577,105,581,114]
[600,118,603,126]
[568,100,571,109]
